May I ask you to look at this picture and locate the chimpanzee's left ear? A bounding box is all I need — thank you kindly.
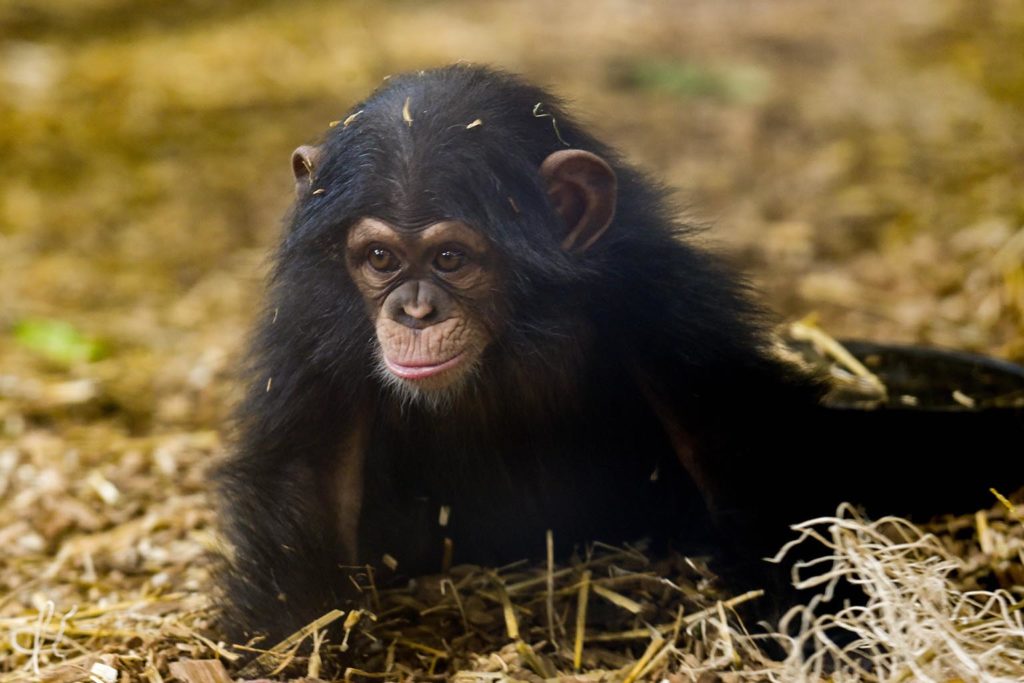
[540,149,617,251]
[291,145,322,198]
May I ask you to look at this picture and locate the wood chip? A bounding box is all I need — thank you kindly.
[952,389,976,408]
[89,662,119,683]
[167,660,233,683]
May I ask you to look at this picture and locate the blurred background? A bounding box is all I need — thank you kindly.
[0,0,1023,644]
[3,0,1024,427]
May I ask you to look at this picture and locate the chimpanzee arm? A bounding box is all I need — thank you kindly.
[215,390,369,644]
[215,400,373,647]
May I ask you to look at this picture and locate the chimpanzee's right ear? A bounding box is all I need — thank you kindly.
[291,145,322,198]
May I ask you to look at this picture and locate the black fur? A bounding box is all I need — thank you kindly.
[215,65,1024,649]
[216,64,826,645]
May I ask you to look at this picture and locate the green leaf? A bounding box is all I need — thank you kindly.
[12,318,107,365]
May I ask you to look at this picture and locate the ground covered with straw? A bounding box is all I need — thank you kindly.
[1,446,1022,683]
[1,0,1023,680]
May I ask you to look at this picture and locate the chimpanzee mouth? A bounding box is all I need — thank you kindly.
[383,352,466,381]
[376,349,482,412]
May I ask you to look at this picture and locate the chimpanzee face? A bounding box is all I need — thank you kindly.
[344,216,497,403]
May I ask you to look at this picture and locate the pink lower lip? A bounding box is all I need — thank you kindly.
[384,353,464,380]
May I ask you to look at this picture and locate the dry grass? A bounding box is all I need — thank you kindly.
[1,477,1021,683]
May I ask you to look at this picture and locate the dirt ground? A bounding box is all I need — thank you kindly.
[1,0,1022,680]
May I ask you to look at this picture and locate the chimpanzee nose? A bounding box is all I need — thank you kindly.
[385,281,447,329]
[402,300,434,321]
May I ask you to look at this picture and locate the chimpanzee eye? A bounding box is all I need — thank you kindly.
[367,245,400,272]
[434,247,467,273]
